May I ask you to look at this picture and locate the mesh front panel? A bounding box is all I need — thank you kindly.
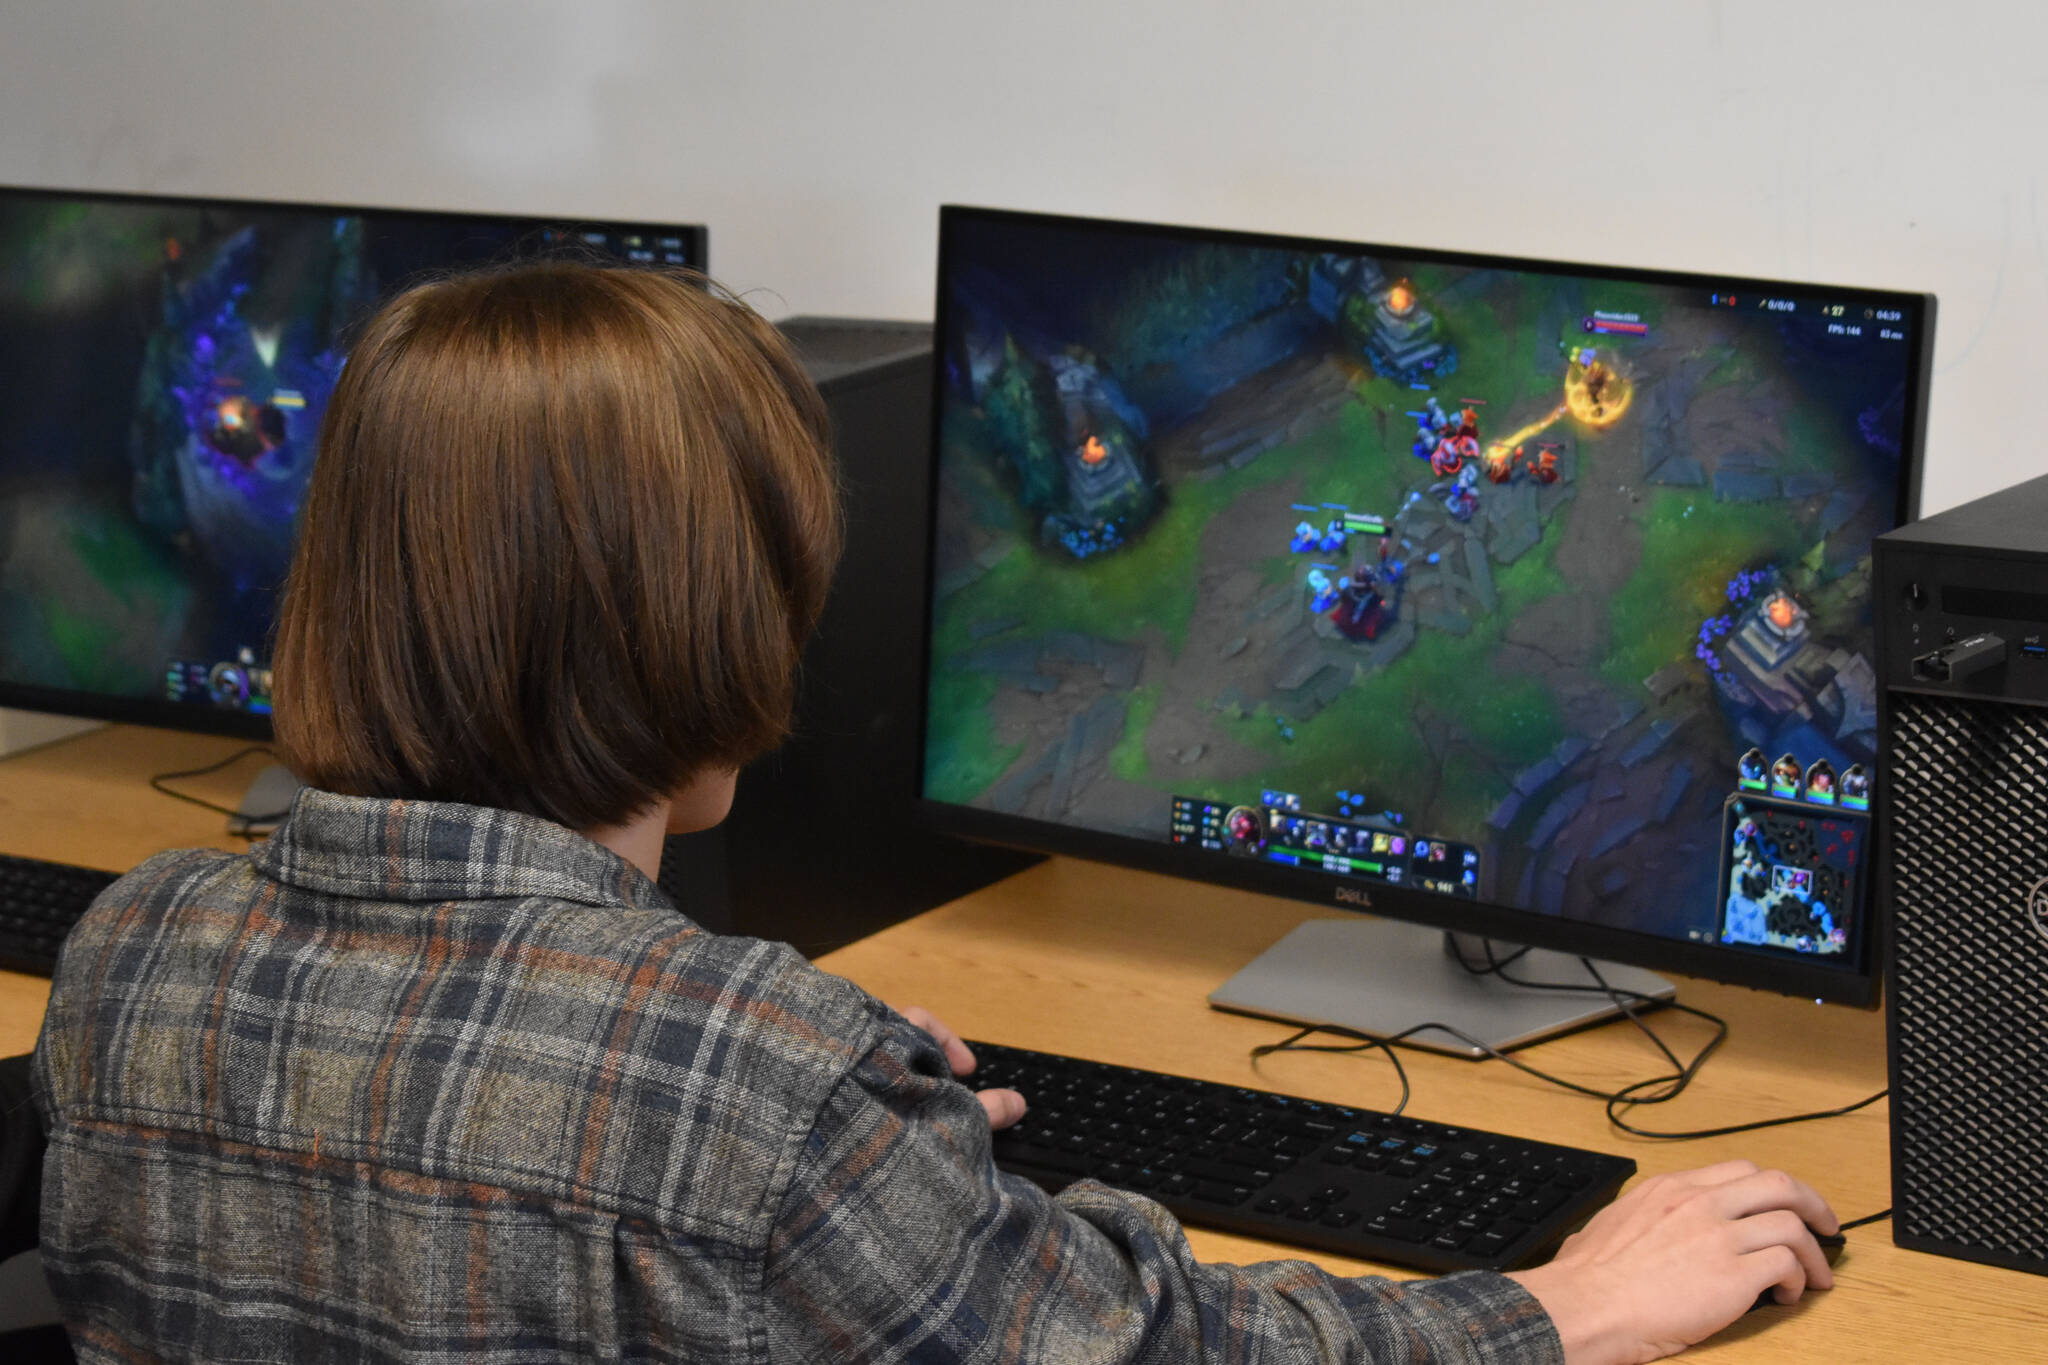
[1888,692,2048,1271]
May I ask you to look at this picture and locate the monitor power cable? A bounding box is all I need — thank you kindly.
[1249,938,1890,1228]
[148,745,294,835]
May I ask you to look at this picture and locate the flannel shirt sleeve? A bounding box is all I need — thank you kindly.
[759,1010,1564,1365]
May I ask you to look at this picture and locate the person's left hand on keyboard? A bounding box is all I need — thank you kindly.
[898,1005,1027,1129]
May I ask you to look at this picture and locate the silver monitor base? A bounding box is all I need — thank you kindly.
[1208,917,1676,1059]
[228,763,303,837]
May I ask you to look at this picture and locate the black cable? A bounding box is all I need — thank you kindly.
[148,745,293,833]
[1251,1022,1416,1117]
[1839,1207,1891,1232]
[1250,939,1887,1142]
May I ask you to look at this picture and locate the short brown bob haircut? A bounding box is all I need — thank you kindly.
[273,262,840,832]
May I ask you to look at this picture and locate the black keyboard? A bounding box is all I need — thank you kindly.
[0,852,118,976]
[972,1041,1633,1274]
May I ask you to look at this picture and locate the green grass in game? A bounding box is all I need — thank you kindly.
[929,267,1850,834]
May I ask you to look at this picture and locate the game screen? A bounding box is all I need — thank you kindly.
[922,212,1922,964]
[0,192,699,720]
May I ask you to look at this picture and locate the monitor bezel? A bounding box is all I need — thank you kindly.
[0,181,709,741]
[915,204,1935,1007]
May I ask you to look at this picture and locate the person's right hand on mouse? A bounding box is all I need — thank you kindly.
[1508,1159,1840,1365]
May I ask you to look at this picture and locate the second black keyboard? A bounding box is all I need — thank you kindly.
[972,1040,1633,1274]
[0,852,119,976]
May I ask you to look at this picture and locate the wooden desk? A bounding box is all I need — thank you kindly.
[5,725,2043,1361]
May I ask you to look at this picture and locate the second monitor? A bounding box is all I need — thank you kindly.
[918,207,1932,1043]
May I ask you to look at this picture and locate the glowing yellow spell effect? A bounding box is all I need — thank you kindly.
[1479,357,1635,471]
[1563,356,1633,428]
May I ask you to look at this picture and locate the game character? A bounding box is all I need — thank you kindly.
[1530,447,1561,484]
[1412,425,1438,460]
[1319,518,1348,554]
[1737,748,1767,788]
[1771,753,1802,795]
[1442,464,1479,521]
[1581,359,1616,419]
[1306,567,1339,613]
[1432,432,1480,478]
[1840,764,1871,806]
[1805,759,1837,805]
[1453,407,1480,441]
[1483,444,1518,483]
[1291,520,1318,553]
[1331,558,1388,641]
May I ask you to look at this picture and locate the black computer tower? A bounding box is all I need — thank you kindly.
[657,319,1035,954]
[1874,471,2048,1276]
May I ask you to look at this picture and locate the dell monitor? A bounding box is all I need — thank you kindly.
[918,206,1932,1050]
[0,185,706,758]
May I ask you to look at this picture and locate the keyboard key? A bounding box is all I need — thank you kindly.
[1221,1145,1286,1172]
[1321,1147,1356,1166]
[1181,1157,1274,1188]
[1363,1216,1427,1243]
[1468,1231,1512,1259]
[1319,1207,1360,1229]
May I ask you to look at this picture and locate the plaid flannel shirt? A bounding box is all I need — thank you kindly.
[34,790,1562,1363]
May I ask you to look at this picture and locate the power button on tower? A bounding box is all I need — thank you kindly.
[1904,581,1928,610]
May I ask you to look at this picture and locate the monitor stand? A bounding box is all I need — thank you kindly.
[1208,917,1676,1059]
[227,764,303,837]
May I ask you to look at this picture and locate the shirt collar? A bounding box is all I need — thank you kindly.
[252,788,674,912]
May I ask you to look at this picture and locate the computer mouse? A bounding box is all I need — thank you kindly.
[1748,1228,1847,1312]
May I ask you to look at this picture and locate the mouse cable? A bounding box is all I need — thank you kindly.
[1250,940,1888,1142]
[1838,1207,1891,1231]
[148,745,293,834]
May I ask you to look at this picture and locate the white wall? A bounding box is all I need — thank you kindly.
[0,0,2037,516]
